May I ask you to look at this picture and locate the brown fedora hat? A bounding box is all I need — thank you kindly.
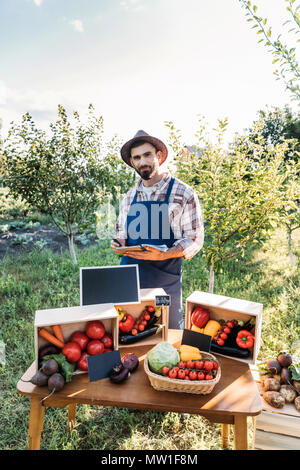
[121,130,168,167]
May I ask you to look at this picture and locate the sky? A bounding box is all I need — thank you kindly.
[0,0,299,152]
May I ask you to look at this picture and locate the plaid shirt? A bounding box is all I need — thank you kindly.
[115,172,204,260]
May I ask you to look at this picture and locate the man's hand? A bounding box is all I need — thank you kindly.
[123,244,185,261]
[110,238,126,254]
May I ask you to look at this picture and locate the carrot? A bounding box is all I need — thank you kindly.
[38,328,64,349]
[51,325,65,344]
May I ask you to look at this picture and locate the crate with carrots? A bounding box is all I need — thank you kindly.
[34,303,119,375]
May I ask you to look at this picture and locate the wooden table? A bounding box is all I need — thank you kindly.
[17,330,262,450]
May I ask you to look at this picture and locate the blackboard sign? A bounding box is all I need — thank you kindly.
[87,350,121,382]
[80,265,140,306]
[155,295,170,306]
[181,328,211,352]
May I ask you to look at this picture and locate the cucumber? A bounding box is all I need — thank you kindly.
[119,325,163,344]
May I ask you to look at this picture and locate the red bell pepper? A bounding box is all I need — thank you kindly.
[191,306,210,328]
[236,330,254,349]
[119,313,135,333]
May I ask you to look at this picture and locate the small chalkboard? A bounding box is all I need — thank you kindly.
[87,350,121,382]
[155,295,170,306]
[80,265,140,306]
[181,329,211,352]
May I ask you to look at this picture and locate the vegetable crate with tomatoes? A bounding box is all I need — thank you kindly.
[115,288,169,349]
[34,302,119,375]
[185,291,263,365]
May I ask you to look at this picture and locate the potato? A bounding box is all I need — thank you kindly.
[295,396,300,413]
[279,385,297,403]
[263,391,285,408]
[293,381,300,394]
[262,377,281,392]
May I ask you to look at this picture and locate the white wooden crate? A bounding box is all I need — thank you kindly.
[185,291,263,365]
[251,365,300,450]
[34,303,119,373]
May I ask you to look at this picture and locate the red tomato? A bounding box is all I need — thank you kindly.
[144,313,150,321]
[217,338,225,346]
[77,352,90,371]
[226,321,234,329]
[178,361,186,368]
[189,370,198,380]
[197,371,205,380]
[194,360,204,370]
[220,332,228,340]
[103,348,113,353]
[212,360,219,370]
[147,306,155,313]
[162,366,170,376]
[177,369,186,380]
[205,373,214,380]
[131,328,138,336]
[70,331,89,351]
[85,321,106,340]
[62,342,82,363]
[186,360,195,369]
[184,375,190,380]
[184,368,190,376]
[100,332,113,349]
[204,360,214,371]
[223,326,231,334]
[191,306,210,328]
[87,339,104,356]
[138,324,145,331]
[168,368,178,379]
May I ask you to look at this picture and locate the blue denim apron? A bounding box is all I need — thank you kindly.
[120,177,183,329]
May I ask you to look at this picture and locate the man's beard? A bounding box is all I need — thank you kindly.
[136,165,154,180]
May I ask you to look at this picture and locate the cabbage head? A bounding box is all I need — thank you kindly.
[147,342,180,374]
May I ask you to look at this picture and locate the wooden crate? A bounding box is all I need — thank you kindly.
[117,288,169,349]
[185,291,263,365]
[251,365,300,450]
[34,303,119,373]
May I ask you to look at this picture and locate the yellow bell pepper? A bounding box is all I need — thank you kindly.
[115,306,125,322]
[191,324,204,334]
[203,320,221,338]
[179,344,202,362]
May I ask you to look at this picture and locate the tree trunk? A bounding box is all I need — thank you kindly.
[209,263,214,294]
[67,223,77,265]
[287,226,295,267]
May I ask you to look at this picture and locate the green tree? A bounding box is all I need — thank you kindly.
[239,0,300,102]
[166,117,293,293]
[3,105,118,264]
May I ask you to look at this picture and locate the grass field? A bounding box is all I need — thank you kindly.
[0,217,299,450]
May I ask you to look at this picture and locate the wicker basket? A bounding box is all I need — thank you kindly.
[144,351,221,395]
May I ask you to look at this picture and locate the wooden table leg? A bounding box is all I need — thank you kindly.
[221,424,230,448]
[68,403,76,432]
[28,397,45,450]
[233,415,248,450]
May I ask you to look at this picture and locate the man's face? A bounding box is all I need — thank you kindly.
[130,142,162,180]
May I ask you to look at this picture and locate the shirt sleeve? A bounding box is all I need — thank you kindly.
[115,194,130,240]
[172,192,204,260]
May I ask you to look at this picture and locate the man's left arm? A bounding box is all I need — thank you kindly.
[168,192,204,260]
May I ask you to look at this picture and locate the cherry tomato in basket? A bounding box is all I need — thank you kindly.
[186,360,195,369]
[168,368,178,379]
[194,360,204,370]
[197,371,205,380]
[204,360,214,371]
[162,366,170,376]
[189,370,198,381]
[178,361,187,368]
[184,368,190,376]
[205,373,214,380]
[177,369,186,380]
[212,360,219,370]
